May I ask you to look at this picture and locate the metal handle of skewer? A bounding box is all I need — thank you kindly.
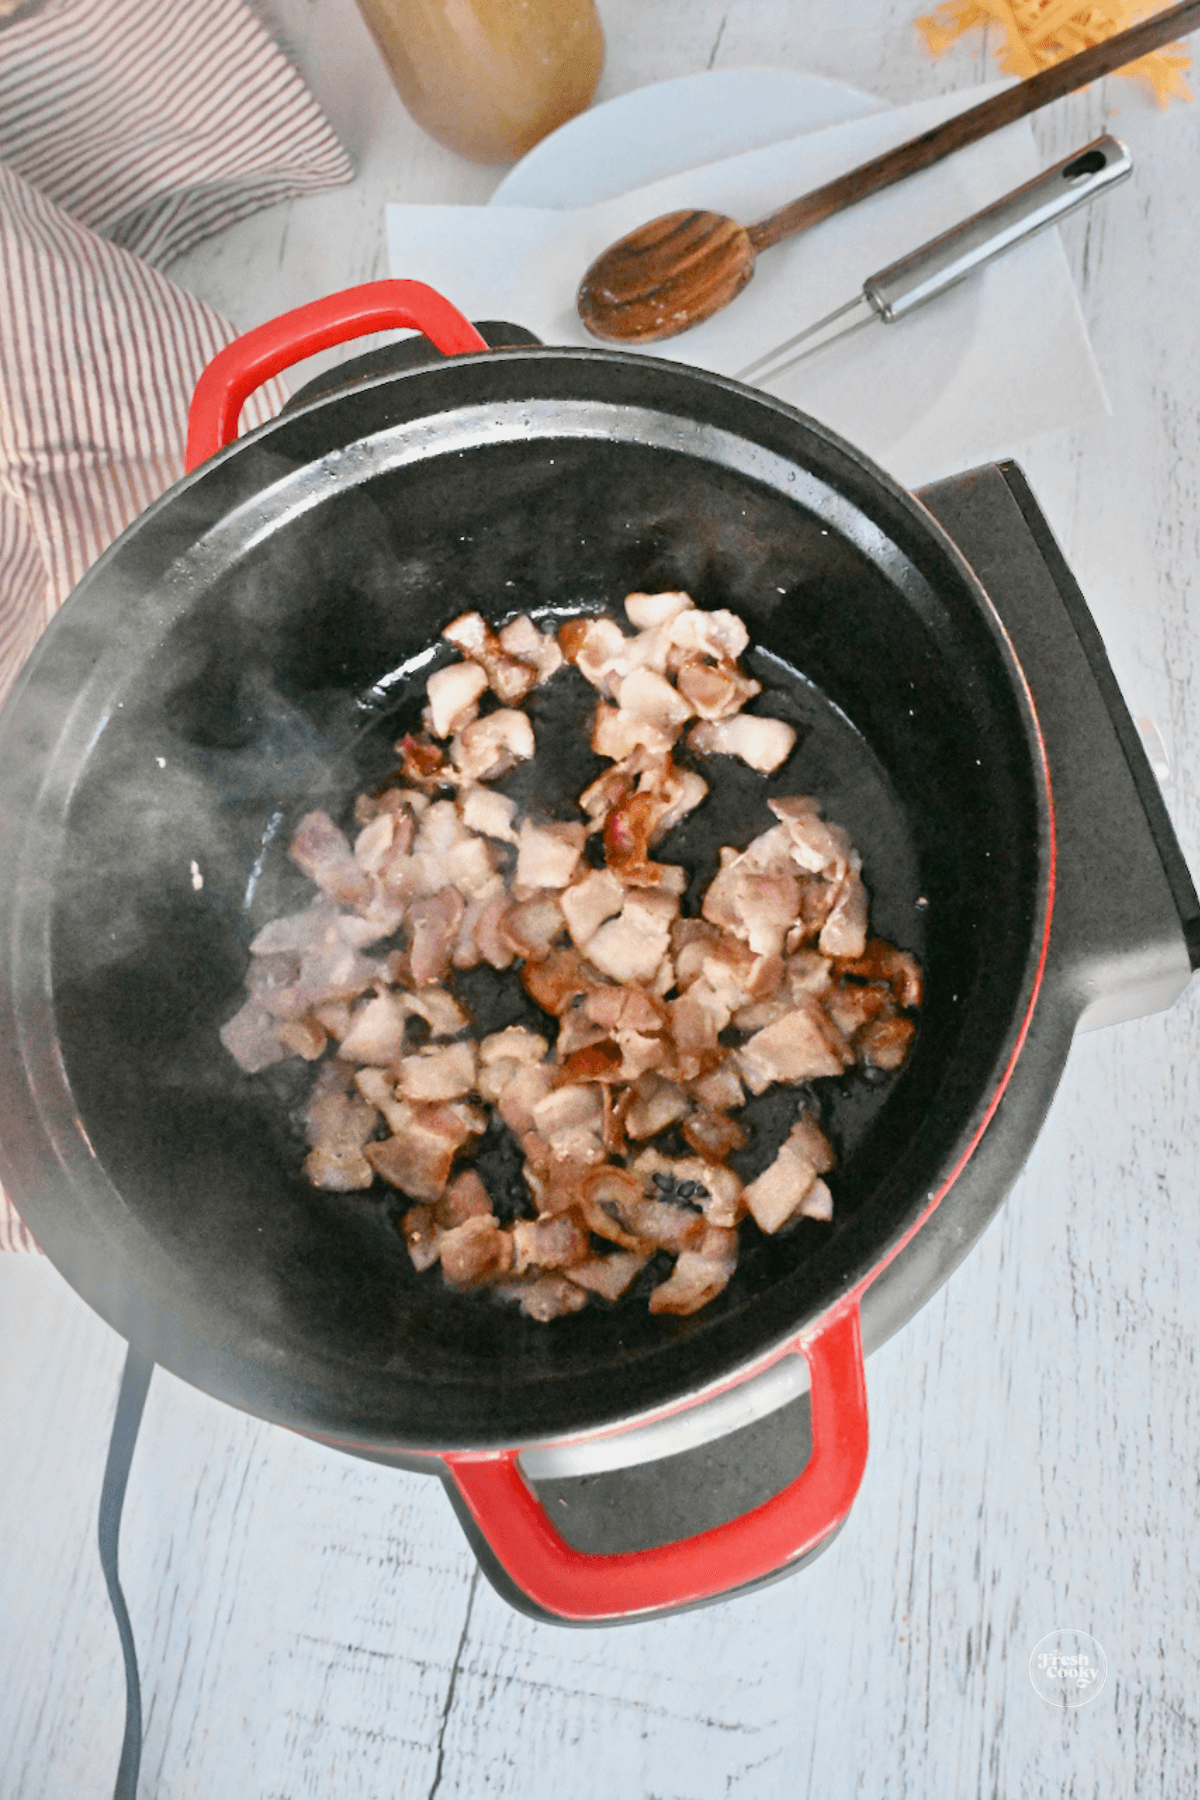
[738,134,1133,386]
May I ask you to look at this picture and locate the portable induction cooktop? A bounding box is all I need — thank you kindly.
[326,457,1199,1625]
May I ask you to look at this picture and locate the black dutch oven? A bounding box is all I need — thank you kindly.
[0,282,1057,1619]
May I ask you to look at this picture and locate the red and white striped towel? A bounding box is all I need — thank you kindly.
[1,0,353,1253]
[0,0,352,266]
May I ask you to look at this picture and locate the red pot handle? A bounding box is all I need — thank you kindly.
[443,1302,868,1622]
[185,280,490,472]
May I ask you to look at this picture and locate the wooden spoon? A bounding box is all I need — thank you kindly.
[577,0,1200,343]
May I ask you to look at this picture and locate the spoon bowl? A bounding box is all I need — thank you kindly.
[576,209,755,342]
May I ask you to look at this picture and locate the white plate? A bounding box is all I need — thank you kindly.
[491,67,883,210]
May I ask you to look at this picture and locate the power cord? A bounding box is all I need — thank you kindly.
[97,1344,155,1800]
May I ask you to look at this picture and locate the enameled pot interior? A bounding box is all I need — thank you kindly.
[28,354,1044,1445]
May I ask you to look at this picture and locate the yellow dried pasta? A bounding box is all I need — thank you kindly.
[914,1,1193,106]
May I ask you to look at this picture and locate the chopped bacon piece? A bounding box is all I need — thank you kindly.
[676,657,761,720]
[443,610,537,705]
[557,1040,624,1085]
[648,1227,739,1315]
[249,899,336,958]
[586,891,676,984]
[481,1061,554,1136]
[354,1066,409,1134]
[531,1083,605,1161]
[275,1017,327,1061]
[667,606,749,663]
[470,890,515,970]
[768,796,850,879]
[435,1169,492,1228]
[314,999,353,1041]
[556,1008,610,1059]
[408,888,466,987]
[480,1027,549,1066]
[303,1070,378,1191]
[818,856,868,959]
[583,985,664,1035]
[737,1000,851,1094]
[592,700,678,763]
[614,1030,666,1081]
[512,1214,589,1272]
[575,1165,646,1248]
[742,1117,834,1234]
[396,1040,477,1102]
[682,1110,747,1161]
[498,614,564,684]
[825,981,891,1039]
[395,732,454,790]
[578,765,633,833]
[834,939,924,1009]
[625,1074,689,1140]
[364,1100,480,1201]
[337,991,410,1065]
[220,998,286,1073]
[450,708,535,782]
[520,947,596,1016]
[856,1014,917,1071]
[354,785,427,828]
[515,819,585,890]
[443,836,499,900]
[559,615,629,694]
[401,1203,441,1272]
[439,1215,514,1286]
[799,1178,833,1221]
[565,1250,649,1301]
[690,1063,745,1113]
[502,892,566,961]
[459,786,518,844]
[499,1271,590,1321]
[667,988,723,1081]
[689,714,795,774]
[649,764,708,841]
[426,660,489,738]
[289,811,375,908]
[624,590,693,631]
[353,811,397,875]
[412,797,472,861]
[560,868,625,947]
[408,986,471,1038]
[613,666,693,731]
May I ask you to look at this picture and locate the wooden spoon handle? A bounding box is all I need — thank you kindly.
[747,0,1200,253]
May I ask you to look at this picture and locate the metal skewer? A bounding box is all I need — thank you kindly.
[736,136,1132,388]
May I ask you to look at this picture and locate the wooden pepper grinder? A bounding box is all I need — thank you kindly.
[355,0,606,164]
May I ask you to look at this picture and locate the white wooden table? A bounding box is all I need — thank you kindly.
[4,2,1200,1794]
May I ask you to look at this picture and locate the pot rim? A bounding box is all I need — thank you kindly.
[0,346,1054,1450]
